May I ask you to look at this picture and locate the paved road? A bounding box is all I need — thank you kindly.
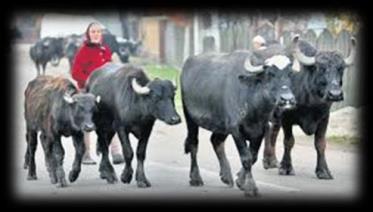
[11,44,361,203]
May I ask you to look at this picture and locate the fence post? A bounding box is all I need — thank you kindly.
[316,28,334,51]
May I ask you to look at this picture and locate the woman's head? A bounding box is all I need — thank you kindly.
[85,22,103,44]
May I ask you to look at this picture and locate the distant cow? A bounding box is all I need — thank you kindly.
[63,34,84,70]
[24,76,100,187]
[116,37,143,57]
[29,37,65,76]
[102,30,142,63]
[86,63,181,187]
[262,35,356,180]
[102,31,127,63]
[180,46,296,196]
[62,31,140,66]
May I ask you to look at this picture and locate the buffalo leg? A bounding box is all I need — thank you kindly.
[117,127,134,184]
[53,137,67,187]
[26,130,38,180]
[69,131,85,182]
[40,132,58,184]
[23,133,30,169]
[135,125,153,188]
[279,124,295,175]
[42,62,47,75]
[249,135,265,166]
[35,62,40,76]
[183,105,203,186]
[232,131,258,197]
[263,122,281,169]
[314,117,333,179]
[210,133,233,187]
[97,128,117,184]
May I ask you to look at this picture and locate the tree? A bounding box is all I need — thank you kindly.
[325,11,360,36]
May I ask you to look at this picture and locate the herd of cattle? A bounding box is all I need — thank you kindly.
[29,29,142,75]
[23,33,356,197]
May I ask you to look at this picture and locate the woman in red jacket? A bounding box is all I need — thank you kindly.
[72,22,124,165]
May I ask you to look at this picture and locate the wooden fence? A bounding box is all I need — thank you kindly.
[162,18,361,110]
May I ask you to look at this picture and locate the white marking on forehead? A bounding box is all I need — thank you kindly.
[265,55,291,70]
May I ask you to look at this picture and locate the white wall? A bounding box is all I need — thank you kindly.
[40,13,101,38]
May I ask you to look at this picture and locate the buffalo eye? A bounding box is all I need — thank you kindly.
[266,69,276,78]
[238,75,251,83]
[151,92,162,101]
[318,77,328,87]
[338,67,345,74]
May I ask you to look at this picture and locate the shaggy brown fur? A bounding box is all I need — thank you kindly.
[24,75,77,131]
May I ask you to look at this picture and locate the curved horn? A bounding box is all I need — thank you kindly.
[344,37,356,66]
[292,34,316,66]
[294,46,316,66]
[244,57,264,73]
[132,78,150,95]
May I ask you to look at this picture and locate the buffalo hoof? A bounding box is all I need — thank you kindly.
[100,171,118,184]
[137,180,151,188]
[23,162,29,170]
[242,178,259,198]
[27,175,37,180]
[235,169,246,190]
[243,187,259,197]
[220,171,234,187]
[235,178,245,190]
[316,168,333,180]
[279,164,295,176]
[262,157,279,169]
[68,170,80,183]
[121,169,133,184]
[190,169,204,187]
[106,175,118,184]
[56,178,68,188]
[49,174,58,184]
[189,179,204,187]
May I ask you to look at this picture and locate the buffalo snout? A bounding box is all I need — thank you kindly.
[327,89,344,101]
[278,92,296,109]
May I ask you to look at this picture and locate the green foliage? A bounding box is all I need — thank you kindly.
[327,135,359,145]
[325,12,360,36]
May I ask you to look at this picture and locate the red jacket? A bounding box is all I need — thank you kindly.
[71,42,112,89]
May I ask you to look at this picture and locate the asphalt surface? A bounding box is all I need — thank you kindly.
[10,44,362,203]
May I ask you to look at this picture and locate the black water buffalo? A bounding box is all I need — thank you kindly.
[85,63,181,186]
[262,35,356,179]
[63,34,84,70]
[180,46,297,196]
[117,38,142,57]
[102,31,129,63]
[24,76,100,187]
[29,37,65,76]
